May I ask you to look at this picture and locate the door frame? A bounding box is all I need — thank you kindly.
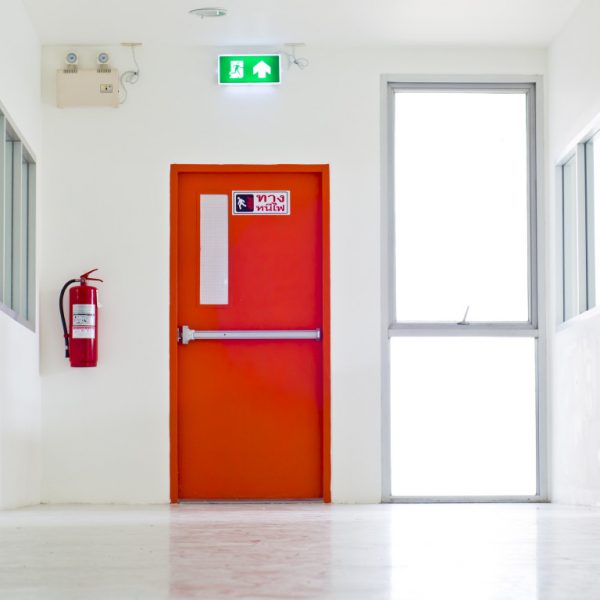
[169,164,331,503]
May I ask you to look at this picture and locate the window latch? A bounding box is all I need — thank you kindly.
[457,305,470,325]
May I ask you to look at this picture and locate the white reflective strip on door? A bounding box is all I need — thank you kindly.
[200,194,229,304]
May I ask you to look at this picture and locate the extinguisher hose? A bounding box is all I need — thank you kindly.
[59,279,78,358]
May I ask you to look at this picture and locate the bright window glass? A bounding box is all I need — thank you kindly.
[3,135,13,308]
[562,155,579,321]
[394,92,529,322]
[390,337,537,497]
[587,134,600,309]
[21,159,29,319]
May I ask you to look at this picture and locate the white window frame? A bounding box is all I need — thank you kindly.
[0,100,36,330]
[380,75,547,503]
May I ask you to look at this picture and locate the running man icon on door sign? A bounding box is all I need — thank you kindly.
[235,194,253,212]
[229,60,244,79]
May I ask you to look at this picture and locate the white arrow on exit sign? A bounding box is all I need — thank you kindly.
[253,61,272,79]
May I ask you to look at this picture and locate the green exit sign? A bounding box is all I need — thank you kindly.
[218,54,281,85]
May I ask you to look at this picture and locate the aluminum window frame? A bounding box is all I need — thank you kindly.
[0,100,36,330]
[558,136,600,323]
[381,76,546,503]
[560,152,579,322]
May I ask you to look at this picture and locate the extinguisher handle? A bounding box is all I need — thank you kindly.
[80,268,104,283]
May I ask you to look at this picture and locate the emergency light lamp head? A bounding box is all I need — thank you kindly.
[65,51,78,65]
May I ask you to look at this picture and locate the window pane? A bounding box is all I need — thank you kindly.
[562,155,579,320]
[9,142,24,317]
[26,162,35,326]
[3,136,13,308]
[21,159,29,319]
[390,337,537,497]
[588,135,600,309]
[394,92,529,322]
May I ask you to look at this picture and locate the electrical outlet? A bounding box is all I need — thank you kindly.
[100,83,113,93]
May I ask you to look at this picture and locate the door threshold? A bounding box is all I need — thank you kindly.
[178,498,324,505]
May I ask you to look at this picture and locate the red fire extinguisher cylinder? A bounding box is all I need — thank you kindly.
[69,281,99,367]
[59,269,103,368]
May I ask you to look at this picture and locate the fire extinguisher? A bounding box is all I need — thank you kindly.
[59,269,103,368]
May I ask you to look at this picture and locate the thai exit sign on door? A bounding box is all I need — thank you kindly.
[218,55,281,85]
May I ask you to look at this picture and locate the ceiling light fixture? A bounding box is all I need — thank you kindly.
[189,7,228,18]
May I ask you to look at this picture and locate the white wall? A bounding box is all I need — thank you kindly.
[40,44,545,503]
[548,0,600,506]
[0,0,42,509]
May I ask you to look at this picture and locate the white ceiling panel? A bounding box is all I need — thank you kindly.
[22,0,582,46]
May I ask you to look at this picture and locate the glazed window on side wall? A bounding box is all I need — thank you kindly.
[560,131,600,322]
[0,108,36,329]
[387,82,540,500]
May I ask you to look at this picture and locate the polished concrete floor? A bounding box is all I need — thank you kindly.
[0,503,599,599]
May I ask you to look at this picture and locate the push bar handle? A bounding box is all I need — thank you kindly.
[179,326,321,344]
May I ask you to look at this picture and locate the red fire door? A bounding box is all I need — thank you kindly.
[170,165,330,501]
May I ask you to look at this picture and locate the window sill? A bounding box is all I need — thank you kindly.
[557,304,600,333]
[0,301,35,332]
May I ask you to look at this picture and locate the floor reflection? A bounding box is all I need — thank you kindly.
[1,503,599,598]
[390,504,538,599]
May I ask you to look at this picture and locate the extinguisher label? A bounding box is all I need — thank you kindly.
[72,327,95,339]
[73,314,95,326]
[72,304,96,339]
[73,304,95,315]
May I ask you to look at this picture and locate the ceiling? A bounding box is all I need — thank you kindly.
[22,0,582,47]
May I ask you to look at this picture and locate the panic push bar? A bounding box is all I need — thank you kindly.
[179,325,321,344]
